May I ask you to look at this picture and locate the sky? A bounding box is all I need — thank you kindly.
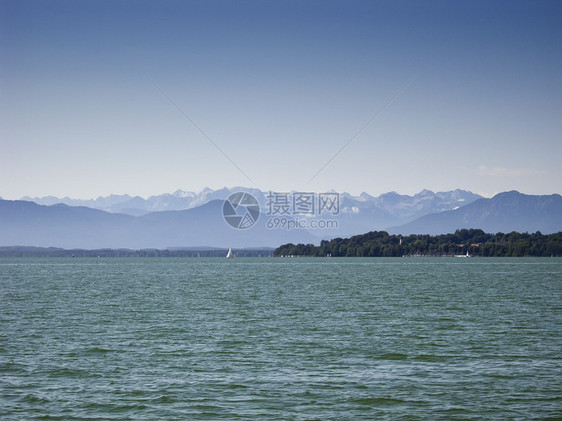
[1,0,561,200]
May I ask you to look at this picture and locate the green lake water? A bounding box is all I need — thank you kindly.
[1,257,561,419]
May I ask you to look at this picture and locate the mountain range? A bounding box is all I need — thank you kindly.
[388,191,562,236]
[2,188,561,249]
[0,199,317,249]
[22,187,482,225]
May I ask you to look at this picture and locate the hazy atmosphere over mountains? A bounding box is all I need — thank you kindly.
[1,188,560,249]
[21,187,482,219]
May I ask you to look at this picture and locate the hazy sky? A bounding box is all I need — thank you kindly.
[1,0,561,199]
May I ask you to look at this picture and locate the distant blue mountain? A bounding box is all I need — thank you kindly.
[0,199,319,249]
[21,187,266,216]
[3,190,559,249]
[332,188,482,236]
[20,187,483,238]
[388,191,562,235]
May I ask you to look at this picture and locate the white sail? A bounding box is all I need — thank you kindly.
[226,248,233,258]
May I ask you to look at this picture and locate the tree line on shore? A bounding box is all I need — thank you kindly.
[274,229,562,257]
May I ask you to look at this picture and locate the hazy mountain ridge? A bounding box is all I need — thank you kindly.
[338,189,482,229]
[0,199,318,249]
[3,190,560,249]
[21,187,264,216]
[22,187,482,221]
[19,188,482,239]
[388,191,562,235]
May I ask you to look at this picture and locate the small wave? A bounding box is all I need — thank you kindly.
[374,353,408,360]
[21,393,50,404]
[45,367,88,377]
[352,396,407,406]
[150,395,175,403]
[84,346,113,354]
[413,354,449,362]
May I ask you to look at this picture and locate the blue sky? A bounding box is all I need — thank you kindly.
[1,0,561,199]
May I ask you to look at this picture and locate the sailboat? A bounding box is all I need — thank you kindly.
[226,248,234,259]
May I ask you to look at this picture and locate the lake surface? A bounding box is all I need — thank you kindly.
[1,257,561,419]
